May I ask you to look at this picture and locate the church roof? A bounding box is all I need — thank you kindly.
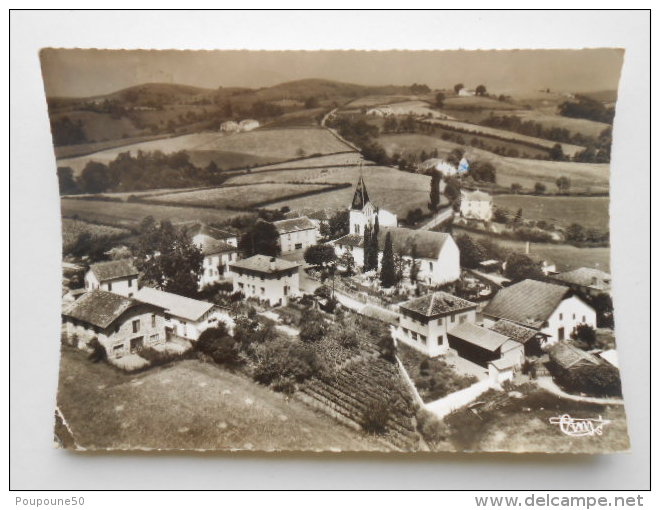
[351,176,371,210]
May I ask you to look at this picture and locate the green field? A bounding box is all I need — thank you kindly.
[56,347,388,451]
[61,218,130,250]
[454,227,611,272]
[508,109,611,138]
[144,183,336,208]
[493,195,610,230]
[379,134,610,193]
[61,198,250,228]
[57,128,354,175]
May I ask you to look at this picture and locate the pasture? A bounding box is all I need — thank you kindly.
[57,347,388,451]
[379,134,610,193]
[442,96,519,110]
[507,109,611,138]
[57,127,354,175]
[61,219,130,250]
[493,194,610,230]
[245,151,365,173]
[344,95,424,108]
[143,183,337,208]
[61,198,251,228]
[453,228,611,272]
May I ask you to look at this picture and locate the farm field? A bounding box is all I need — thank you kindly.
[61,219,130,250]
[442,96,519,110]
[493,194,610,230]
[53,134,172,159]
[424,119,584,157]
[57,347,388,451]
[379,134,610,192]
[61,198,251,228]
[260,164,442,217]
[344,95,424,108]
[507,110,611,138]
[244,151,364,172]
[57,127,354,175]
[144,183,337,208]
[453,227,611,272]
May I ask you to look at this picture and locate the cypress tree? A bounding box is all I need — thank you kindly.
[368,217,379,272]
[380,232,395,288]
[429,172,440,212]
[363,224,372,270]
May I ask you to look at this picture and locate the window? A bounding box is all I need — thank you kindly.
[429,261,433,271]
[150,334,159,343]
[151,314,156,328]
[437,335,443,345]
[260,276,265,281]
[283,285,288,296]
[411,332,418,340]
[450,314,455,323]
[208,269,213,277]
[559,313,563,320]
[128,278,134,288]
[558,327,565,341]
[295,243,303,250]
[261,287,265,295]
[107,282,113,292]
[420,335,427,344]
[132,320,140,333]
[113,344,123,351]
[459,314,467,324]
[582,315,586,322]
[573,313,576,320]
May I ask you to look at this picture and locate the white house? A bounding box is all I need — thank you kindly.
[84,259,139,298]
[230,255,300,307]
[134,287,234,341]
[418,158,460,177]
[190,224,238,248]
[334,226,461,286]
[238,119,260,132]
[220,120,240,133]
[272,216,319,255]
[393,291,478,357]
[62,289,166,358]
[458,88,476,97]
[460,189,493,221]
[348,176,397,235]
[482,279,597,345]
[366,106,394,117]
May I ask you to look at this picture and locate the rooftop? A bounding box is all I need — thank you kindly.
[482,279,571,329]
[63,289,159,329]
[196,235,237,256]
[400,291,477,318]
[462,189,492,202]
[230,254,300,274]
[549,342,601,370]
[448,322,511,352]
[272,216,317,234]
[134,287,216,322]
[89,259,138,282]
[552,267,612,292]
[351,176,371,210]
[186,223,237,241]
[489,319,544,345]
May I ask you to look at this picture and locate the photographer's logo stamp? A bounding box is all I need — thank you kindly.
[549,414,611,436]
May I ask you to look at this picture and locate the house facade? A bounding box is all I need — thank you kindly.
[62,290,166,358]
[272,216,319,255]
[134,287,234,341]
[334,226,461,286]
[348,176,397,235]
[460,189,493,221]
[230,255,300,306]
[392,292,478,357]
[482,279,597,345]
[85,259,139,297]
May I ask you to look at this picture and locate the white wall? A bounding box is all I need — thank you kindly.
[84,271,138,297]
[199,251,237,288]
[461,199,493,221]
[279,228,318,254]
[233,270,300,306]
[541,295,597,345]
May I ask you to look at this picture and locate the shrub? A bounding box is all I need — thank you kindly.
[299,311,328,343]
[377,332,397,363]
[571,323,598,349]
[360,398,391,434]
[416,408,450,446]
[88,337,107,363]
[253,338,325,387]
[555,364,622,397]
[271,375,297,395]
[196,326,241,367]
[140,347,185,367]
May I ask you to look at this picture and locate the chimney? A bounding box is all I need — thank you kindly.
[269,257,276,271]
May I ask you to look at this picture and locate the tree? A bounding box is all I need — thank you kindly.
[299,311,328,343]
[475,84,487,96]
[339,251,355,276]
[363,224,372,270]
[429,172,441,212]
[57,167,79,195]
[556,176,571,193]
[380,232,396,288]
[444,177,461,203]
[79,161,113,194]
[504,253,544,281]
[239,220,281,257]
[514,208,523,224]
[510,182,523,194]
[534,182,547,194]
[409,244,420,285]
[304,96,319,109]
[565,223,586,242]
[493,206,510,224]
[454,83,464,94]
[304,244,337,267]
[327,210,349,239]
[368,216,380,272]
[571,323,598,349]
[549,143,564,161]
[196,325,240,366]
[435,92,445,108]
[377,331,397,363]
[455,234,487,269]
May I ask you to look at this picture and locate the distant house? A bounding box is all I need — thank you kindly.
[418,158,459,176]
[189,224,238,247]
[458,88,476,97]
[482,279,596,345]
[220,120,240,132]
[334,226,461,286]
[460,189,493,221]
[85,259,139,298]
[188,224,241,288]
[134,287,234,341]
[272,216,319,255]
[366,106,394,117]
[230,255,300,306]
[550,267,612,297]
[238,119,260,132]
[62,289,166,358]
[393,291,478,357]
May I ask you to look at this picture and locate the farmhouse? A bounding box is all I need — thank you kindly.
[447,322,525,369]
[230,255,300,306]
[460,189,493,221]
[190,224,238,247]
[196,236,240,288]
[366,106,394,117]
[458,88,476,97]
[272,216,319,255]
[482,279,596,345]
[392,291,478,357]
[348,176,398,235]
[334,227,461,286]
[239,119,260,131]
[134,287,234,341]
[84,259,139,297]
[550,267,612,297]
[220,120,240,132]
[62,289,166,358]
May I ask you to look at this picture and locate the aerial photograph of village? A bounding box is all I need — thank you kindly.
[41,48,628,453]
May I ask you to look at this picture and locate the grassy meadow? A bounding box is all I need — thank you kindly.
[61,219,130,250]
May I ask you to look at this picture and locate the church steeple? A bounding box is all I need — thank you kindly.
[351,176,370,210]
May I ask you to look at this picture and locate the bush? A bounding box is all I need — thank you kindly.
[555,364,622,397]
[88,337,107,363]
[416,408,450,446]
[253,338,325,387]
[360,398,391,434]
[139,347,186,367]
[377,332,397,363]
[196,326,241,367]
[299,311,328,343]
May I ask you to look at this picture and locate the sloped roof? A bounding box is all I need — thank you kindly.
[273,216,317,234]
[351,176,370,210]
[134,287,215,322]
[89,259,138,282]
[552,267,611,292]
[489,319,543,344]
[448,322,510,352]
[549,342,601,370]
[196,235,237,256]
[482,279,571,329]
[187,223,237,241]
[63,289,158,329]
[230,254,300,274]
[334,227,454,260]
[462,189,492,202]
[400,291,477,318]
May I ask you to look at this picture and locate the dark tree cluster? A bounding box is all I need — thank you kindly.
[50,116,87,146]
[558,96,616,124]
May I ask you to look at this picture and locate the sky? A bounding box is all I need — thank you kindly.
[39,48,625,98]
